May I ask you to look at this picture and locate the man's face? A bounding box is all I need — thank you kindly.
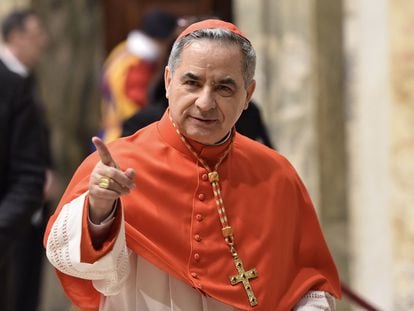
[164,39,255,145]
[16,15,48,67]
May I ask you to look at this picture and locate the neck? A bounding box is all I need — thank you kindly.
[179,128,234,173]
[209,132,232,146]
[214,131,231,145]
[7,45,26,66]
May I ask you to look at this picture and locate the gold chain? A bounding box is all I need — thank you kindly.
[170,119,258,307]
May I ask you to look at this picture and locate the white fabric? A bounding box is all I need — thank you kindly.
[126,30,160,61]
[46,192,336,310]
[45,192,130,295]
[0,45,29,77]
[293,291,335,311]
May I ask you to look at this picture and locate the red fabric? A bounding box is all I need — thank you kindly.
[44,111,341,310]
[176,19,249,42]
[80,195,122,263]
[124,60,155,107]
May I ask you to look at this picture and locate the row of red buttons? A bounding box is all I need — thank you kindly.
[193,231,202,262]
[190,273,203,291]
[189,173,209,284]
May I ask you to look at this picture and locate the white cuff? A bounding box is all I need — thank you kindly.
[293,291,336,310]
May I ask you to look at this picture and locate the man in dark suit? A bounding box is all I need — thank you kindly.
[0,9,49,311]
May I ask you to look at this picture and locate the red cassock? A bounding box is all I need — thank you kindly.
[44,111,341,311]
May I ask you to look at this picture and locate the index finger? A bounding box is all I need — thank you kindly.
[92,136,115,167]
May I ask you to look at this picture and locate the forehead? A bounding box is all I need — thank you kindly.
[24,15,43,32]
[177,39,243,76]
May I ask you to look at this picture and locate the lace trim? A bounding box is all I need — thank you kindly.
[293,291,336,310]
[46,192,130,295]
[46,203,75,276]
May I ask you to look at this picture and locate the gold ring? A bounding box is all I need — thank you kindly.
[98,176,110,189]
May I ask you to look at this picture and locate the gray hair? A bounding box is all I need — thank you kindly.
[167,28,256,87]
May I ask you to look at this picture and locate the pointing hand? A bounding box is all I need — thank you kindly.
[88,137,135,223]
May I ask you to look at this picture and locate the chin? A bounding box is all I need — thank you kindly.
[182,122,228,144]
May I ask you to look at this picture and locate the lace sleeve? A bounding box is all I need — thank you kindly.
[293,291,336,310]
[45,192,130,295]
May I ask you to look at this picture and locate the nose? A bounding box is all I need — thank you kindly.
[195,87,216,112]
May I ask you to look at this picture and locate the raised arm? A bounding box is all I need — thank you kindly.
[45,137,136,298]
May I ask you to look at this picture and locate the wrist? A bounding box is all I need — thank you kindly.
[88,198,117,224]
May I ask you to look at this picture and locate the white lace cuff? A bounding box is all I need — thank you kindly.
[293,291,336,310]
[45,192,130,295]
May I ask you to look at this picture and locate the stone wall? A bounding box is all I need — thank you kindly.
[344,0,393,309]
[390,0,414,309]
[235,0,349,309]
[234,0,320,207]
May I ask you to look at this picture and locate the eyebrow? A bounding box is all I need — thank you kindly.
[180,73,237,88]
[218,78,237,88]
[181,72,200,81]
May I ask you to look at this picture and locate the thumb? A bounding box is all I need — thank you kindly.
[125,168,136,181]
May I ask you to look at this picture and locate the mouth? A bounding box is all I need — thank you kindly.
[189,116,218,124]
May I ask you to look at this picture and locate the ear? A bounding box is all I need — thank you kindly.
[244,80,256,110]
[164,66,172,99]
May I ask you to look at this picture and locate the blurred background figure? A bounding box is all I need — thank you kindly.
[100,8,177,143]
[0,9,57,311]
[234,99,273,148]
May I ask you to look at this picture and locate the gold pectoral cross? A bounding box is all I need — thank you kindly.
[229,256,258,307]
